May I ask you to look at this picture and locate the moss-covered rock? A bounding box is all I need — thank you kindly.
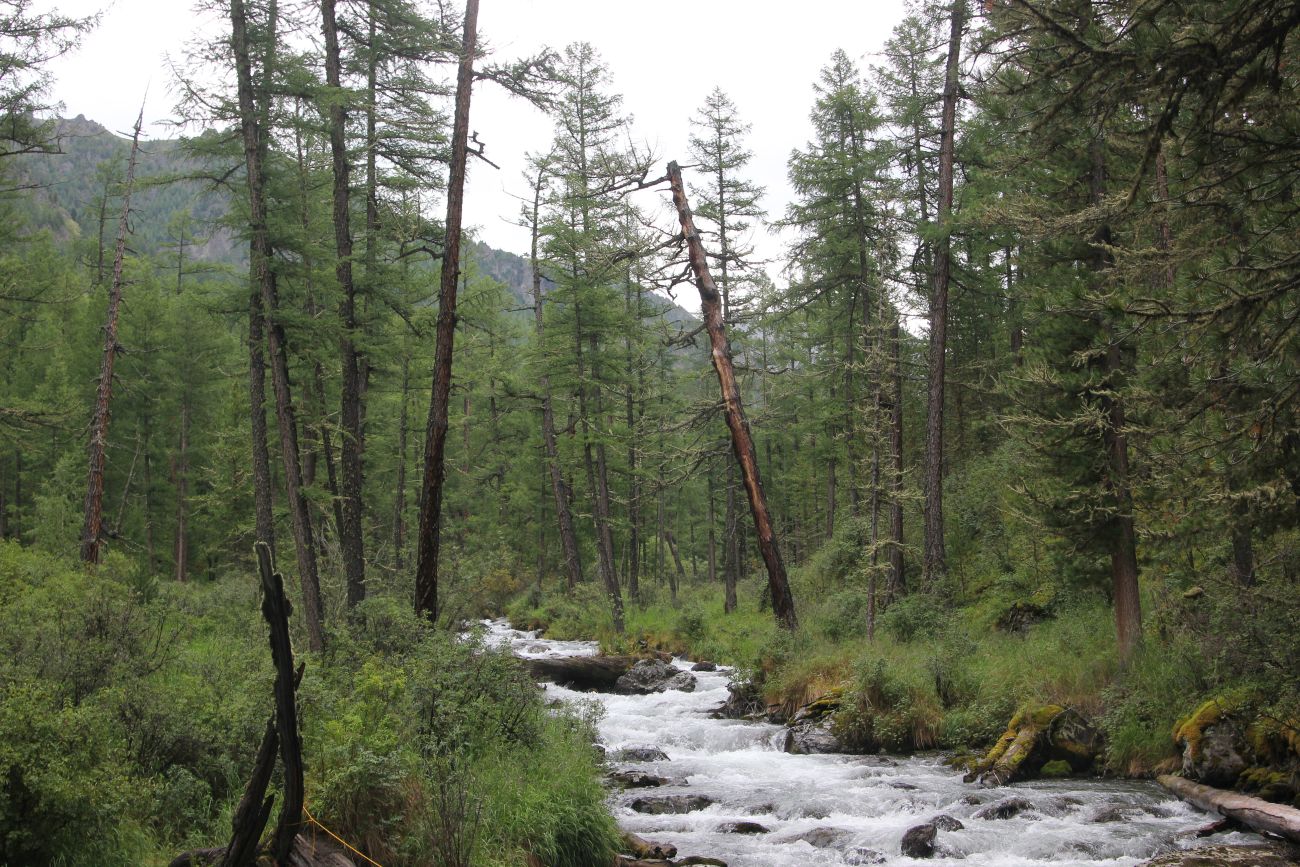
[1173,697,1250,787]
[963,705,1100,786]
[1041,760,1072,778]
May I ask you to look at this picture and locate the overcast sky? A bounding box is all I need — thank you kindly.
[45,0,909,283]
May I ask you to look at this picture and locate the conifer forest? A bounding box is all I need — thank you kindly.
[2,1,1300,865]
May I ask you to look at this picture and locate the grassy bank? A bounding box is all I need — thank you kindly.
[507,516,1294,782]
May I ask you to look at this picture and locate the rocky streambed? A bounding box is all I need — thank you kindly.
[484,620,1295,867]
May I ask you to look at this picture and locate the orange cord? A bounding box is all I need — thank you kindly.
[301,803,386,867]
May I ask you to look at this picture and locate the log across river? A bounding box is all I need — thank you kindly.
[483,621,1277,867]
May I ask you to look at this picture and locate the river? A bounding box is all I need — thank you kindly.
[483,620,1258,867]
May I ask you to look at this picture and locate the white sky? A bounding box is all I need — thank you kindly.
[44,0,909,284]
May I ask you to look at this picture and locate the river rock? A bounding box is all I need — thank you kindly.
[1174,699,1252,788]
[964,705,1100,786]
[616,659,698,694]
[929,814,964,831]
[713,679,765,719]
[784,719,846,754]
[900,823,937,858]
[526,654,637,690]
[1139,843,1300,867]
[692,661,718,672]
[675,858,729,867]
[629,794,715,814]
[611,745,670,763]
[777,827,850,848]
[974,797,1034,820]
[846,849,887,865]
[716,821,769,834]
[1090,805,1140,823]
[609,770,670,787]
[622,832,677,860]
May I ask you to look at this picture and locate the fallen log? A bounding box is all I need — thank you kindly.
[524,654,636,690]
[1157,774,1300,844]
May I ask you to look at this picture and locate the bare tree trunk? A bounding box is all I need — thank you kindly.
[230,0,325,651]
[527,161,583,591]
[665,529,687,602]
[923,0,964,587]
[414,0,479,624]
[668,161,797,630]
[321,0,366,608]
[80,108,143,565]
[393,354,409,569]
[888,318,906,598]
[173,399,190,582]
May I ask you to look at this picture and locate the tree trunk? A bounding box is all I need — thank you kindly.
[922,0,964,587]
[173,398,190,582]
[888,318,906,598]
[321,0,366,608]
[80,108,143,565]
[393,355,409,569]
[230,0,324,651]
[665,529,687,602]
[1089,136,1142,658]
[668,161,797,630]
[414,0,478,624]
[1157,775,1300,844]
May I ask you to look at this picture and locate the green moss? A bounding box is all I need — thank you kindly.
[1173,695,1248,758]
[1041,759,1073,778]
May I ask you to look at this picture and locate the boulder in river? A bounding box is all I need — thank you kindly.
[846,848,887,865]
[629,794,715,814]
[526,654,636,690]
[784,718,847,754]
[777,827,850,848]
[963,705,1100,786]
[616,658,698,694]
[900,823,937,858]
[1173,698,1251,787]
[973,797,1034,820]
[692,660,718,672]
[929,814,965,831]
[716,821,769,834]
[712,678,765,719]
[622,832,677,860]
[609,770,670,788]
[611,745,670,763]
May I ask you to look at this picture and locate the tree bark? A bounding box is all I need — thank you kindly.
[665,529,687,602]
[1157,775,1300,844]
[922,0,964,587]
[80,108,143,565]
[888,318,906,598]
[393,354,409,569]
[230,0,324,651]
[1089,136,1142,658]
[321,0,366,608]
[414,0,478,624]
[668,161,797,630]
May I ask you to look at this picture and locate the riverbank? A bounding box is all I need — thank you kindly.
[488,619,1292,867]
[505,568,1300,803]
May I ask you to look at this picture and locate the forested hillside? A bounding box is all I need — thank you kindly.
[2,0,1300,865]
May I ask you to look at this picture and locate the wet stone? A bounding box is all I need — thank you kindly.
[974,797,1034,820]
[715,821,770,834]
[691,660,718,672]
[901,823,938,858]
[609,770,670,788]
[929,814,965,832]
[777,827,850,849]
[846,849,887,865]
[611,745,669,763]
[630,794,715,814]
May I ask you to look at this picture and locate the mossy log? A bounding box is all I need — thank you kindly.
[524,655,637,690]
[1157,774,1300,844]
[965,705,1099,786]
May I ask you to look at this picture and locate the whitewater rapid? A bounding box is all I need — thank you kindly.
[483,620,1254,867]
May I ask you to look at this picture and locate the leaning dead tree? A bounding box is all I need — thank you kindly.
[667,160,797,630]
[169,544,351,867]
[80,106,144,565]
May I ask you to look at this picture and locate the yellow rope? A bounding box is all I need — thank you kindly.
[302,803,386,867]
